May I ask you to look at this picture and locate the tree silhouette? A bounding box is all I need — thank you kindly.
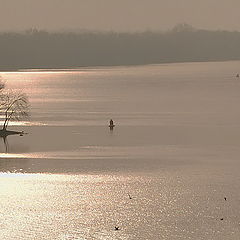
[1,91,29,131]
[0,80,29,153]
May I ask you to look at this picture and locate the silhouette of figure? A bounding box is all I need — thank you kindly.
[109,119,115,131]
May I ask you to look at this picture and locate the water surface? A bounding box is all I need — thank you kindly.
[1,61,240,239]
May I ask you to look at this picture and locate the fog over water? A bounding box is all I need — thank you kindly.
[0,62,240,239]
[1,0,240,32]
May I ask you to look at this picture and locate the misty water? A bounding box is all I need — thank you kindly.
[1,61,240,239]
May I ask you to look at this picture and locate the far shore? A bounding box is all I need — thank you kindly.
[1,59,240,72]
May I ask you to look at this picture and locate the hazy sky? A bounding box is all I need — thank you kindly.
[0,0,240,32]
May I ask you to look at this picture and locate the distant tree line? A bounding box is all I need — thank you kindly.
[1,24,240,70]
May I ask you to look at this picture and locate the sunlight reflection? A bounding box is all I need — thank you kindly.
[0,153,29,159]
[0,171,131,183]
[0,152,51,159]
[0,120,45,126]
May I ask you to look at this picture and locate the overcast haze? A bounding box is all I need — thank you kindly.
[0,0,240,32]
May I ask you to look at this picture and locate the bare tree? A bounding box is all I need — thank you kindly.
[0,80,29,153]
[1,91,29,131]
[0,78,6,116]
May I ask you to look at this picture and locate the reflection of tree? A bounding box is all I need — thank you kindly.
[1,135,9,153]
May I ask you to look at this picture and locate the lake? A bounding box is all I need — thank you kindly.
[1,61,240,239]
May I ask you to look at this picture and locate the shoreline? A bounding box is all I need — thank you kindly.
[1,59,240,72]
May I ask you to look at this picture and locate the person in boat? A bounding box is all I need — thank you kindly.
[110,119,114,126]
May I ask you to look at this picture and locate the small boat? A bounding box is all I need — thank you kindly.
[109,119,115,129]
